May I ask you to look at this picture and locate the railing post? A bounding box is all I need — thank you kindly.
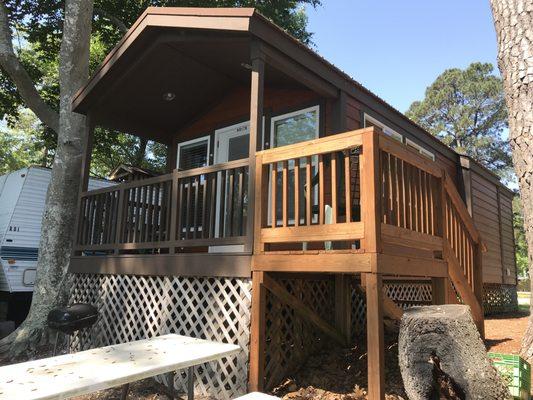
[253,154,268,254]
[360,127,381,254]
[246,41,265,254]
[439,171,452,304]
[473,242,484,311]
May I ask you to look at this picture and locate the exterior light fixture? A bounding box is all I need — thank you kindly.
[162,92,176,101]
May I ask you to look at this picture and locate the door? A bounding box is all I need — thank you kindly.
[214,121,250,164]
[211,122,250,252]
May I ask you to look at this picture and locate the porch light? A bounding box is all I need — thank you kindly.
[162,92,176,101]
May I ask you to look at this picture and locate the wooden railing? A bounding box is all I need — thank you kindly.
[377,131,484,331]
[253,129,366,252]
[74,160,249,254]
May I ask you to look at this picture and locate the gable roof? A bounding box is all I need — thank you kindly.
[72,7,473,165]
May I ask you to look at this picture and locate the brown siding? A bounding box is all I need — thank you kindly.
[471,172,503,284]
[346,96,362,130]
[344,94,457,183]
[175,86,321,145]
[499,190,517,284]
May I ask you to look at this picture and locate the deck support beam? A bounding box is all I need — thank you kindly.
[364,272,385,400]
[335,274,351,344]
[249,271,266,392]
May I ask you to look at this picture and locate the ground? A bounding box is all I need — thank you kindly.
[41,299,533,399]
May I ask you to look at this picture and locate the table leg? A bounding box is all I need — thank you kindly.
[120,383,130,400]
[187,366,194,400]
[166,371,176,399]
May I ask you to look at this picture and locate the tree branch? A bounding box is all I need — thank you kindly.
[94,7,128,34]
[0,1,60,133]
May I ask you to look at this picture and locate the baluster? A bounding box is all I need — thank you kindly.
[331,153,338,224]
[306,157,312,225]
[282,160,289,227]
[193,175,200,239]
[344,151,352,223]
[319,154,324,224]
[271,164,277,228]
[294,158,300,226]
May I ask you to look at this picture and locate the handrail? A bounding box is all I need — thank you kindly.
[174,158,249,179]
[442,172,481,244]
[257,128,366,164]
[81,159,251,197]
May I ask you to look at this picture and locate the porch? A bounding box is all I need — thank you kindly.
[71,126,485,398]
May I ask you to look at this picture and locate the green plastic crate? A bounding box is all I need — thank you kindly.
[488,352,531,400]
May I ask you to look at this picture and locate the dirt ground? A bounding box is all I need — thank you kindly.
[68,310,530,399]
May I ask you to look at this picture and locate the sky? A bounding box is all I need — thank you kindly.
[305,0,499,113]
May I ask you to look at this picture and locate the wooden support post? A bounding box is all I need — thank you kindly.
[246,41,265,253]
[431,277,447,305]
[335,274,351,345]
[249,271,266,392]
[364,273,385,400]
[360,128,381,254]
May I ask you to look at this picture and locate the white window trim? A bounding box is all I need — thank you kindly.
[364,114,403,142]
[405,138,436,161]
[214,120,250,164]
[270,105,320,148]
[176,135,210,171]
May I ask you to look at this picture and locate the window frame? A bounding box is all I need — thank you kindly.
[405,138,436,161]
[270,105,320,149]
[364,114,403,142]
[176,135,211,171]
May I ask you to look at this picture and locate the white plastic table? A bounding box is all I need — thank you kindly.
[0,334,240,400]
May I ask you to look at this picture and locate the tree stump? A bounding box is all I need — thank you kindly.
[398,305,510,400]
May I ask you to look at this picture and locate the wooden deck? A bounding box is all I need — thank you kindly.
[71,126,485,400]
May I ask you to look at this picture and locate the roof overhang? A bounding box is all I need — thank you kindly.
[73,8,340,144]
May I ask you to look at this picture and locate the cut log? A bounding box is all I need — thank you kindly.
[398,305,510,400]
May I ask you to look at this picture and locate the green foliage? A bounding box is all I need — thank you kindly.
[0,109,47,174]
[406,63,511,181]
[0,0,320,177]
[513,196,529,278]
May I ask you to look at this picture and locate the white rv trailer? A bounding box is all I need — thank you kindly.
[0,167,112,293]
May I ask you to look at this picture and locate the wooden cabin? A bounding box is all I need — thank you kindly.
[69,8,517,399]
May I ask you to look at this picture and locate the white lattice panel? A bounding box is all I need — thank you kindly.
[70,273,252,399]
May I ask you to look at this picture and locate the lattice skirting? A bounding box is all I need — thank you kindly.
[69,273,252,399]
[483,283,518,315]
[264,275,335,390]
[351,280,433,339]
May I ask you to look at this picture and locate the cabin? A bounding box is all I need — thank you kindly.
[0,167,111,324]
[68,8,517,400]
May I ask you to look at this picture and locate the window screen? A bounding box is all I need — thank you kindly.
[178,138,209,170]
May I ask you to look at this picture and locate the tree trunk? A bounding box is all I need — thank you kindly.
[489,0,533,359]
[0,0,94,360]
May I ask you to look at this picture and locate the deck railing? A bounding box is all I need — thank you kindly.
[74,159,249,254]
[75,127,484,319]
[253,129,366,251]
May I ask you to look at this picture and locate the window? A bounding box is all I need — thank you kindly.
[406,138,436,161]
[177,136,210,171]
[270,105,320,148]
[364,114,403,142]
[269,106,320,226]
